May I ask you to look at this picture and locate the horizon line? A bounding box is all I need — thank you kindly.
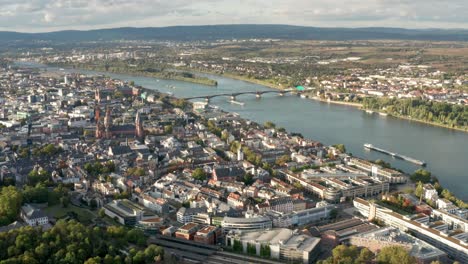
[2,23,468,35]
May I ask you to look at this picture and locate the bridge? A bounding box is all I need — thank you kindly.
[183,88,308,102]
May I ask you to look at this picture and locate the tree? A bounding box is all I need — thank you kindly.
[27,169,51,186]
[263,121,276,129]
[247,243,256,255]
[415,181,424,198]
[434,182,442,194]
[192,168,207,181]
[232,240,242,252]
[144,245,164,263]
[260,244,270,258]
[126,229,146,246]
[333,144,347,153]
[60,196,70,208]
[376,246,415,264]
[133,251,146,264]
[23,184,49,203]
[329,208,339,219]
[275,155,291,166]
[332,245,359,263]
[410,169,432,183]
[357,248,374,263]
[164,125,173,134]
[98,209,106,218]
[89,199,98,209]
[242,173,254,185]
[0,186,23,225]
[84,257,101,264]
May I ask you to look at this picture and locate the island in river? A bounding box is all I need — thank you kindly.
[48,62,218,86]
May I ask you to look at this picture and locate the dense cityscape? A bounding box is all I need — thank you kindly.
[0,57,466,263]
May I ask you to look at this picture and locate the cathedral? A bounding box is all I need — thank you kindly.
[95,106,144,139]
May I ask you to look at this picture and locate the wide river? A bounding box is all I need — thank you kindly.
[19,62,468,200]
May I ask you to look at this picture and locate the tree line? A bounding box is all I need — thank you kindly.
[362,97,467,129]
[0,220,164,264]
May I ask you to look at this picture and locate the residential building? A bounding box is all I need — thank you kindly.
[20,204,48,226]
[194,225,222,245]
[175,222,200,240]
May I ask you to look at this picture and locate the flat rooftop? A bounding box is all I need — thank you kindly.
[353,227,446,259]
[234,228,321,253]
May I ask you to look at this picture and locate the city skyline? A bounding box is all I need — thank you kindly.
[1,0,468,33]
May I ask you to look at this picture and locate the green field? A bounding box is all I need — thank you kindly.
[44,204,96,224]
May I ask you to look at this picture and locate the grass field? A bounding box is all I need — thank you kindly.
[44,204,96,224]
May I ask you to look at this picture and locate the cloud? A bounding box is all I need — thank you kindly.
[0,0,467,32]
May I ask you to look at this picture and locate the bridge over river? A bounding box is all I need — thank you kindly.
[183,88,311,102]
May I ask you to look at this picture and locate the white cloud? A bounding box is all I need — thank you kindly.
[0,0,466,32]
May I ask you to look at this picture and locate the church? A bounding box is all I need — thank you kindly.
[95,106,144,139]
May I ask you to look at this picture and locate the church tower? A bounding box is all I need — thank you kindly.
[237,145,244,161]
[94,105,101,123]
[135,112,145,139]
[104,106,112,139]
[95,88,101,103]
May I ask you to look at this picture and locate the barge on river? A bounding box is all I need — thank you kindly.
[364,143,426,166]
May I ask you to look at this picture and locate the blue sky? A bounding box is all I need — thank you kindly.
[1,0,467,32]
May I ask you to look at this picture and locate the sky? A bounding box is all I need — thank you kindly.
[1,0,467,32]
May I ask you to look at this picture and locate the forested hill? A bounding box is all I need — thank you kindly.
[2,24,468,43]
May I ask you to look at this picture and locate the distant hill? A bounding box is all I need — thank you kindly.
[2,24,468,42]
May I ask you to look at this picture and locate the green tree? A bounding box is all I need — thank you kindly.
[192,168,207,181]
[23,184,48,203]
[410,169,432,183]
[27,169,50,186]
[333,144,347,153]
[415,181,424,198]
[376,246,415,264]
[357,248,374,263]
[332,245,360,263]
[232,240,242,252]
[263,121,276,129]
[0,186,23,225]
[247,243,256,255]
[260,244,270,258]
[242,174,254,185]
[126,229,146,246]
[164,125,173,134]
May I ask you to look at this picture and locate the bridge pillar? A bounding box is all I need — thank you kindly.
[256,93,261,99]
[205,98,210,103]
[230,95,236,101]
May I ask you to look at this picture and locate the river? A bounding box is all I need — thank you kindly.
[17,62,468,200]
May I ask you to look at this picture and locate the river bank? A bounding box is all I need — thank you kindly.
[383,113,467,133]
[180,68,467,133]
[47,63,218,86]
[308,96,363,108]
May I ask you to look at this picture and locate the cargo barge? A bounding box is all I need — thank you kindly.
[364,143,426,166]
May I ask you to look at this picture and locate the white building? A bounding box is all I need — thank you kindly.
[222,215,272,232]
[20,204,48,226]
[423,184,439,202]
[353,198,468,263]
[269,205,335,228]
[226,228,321,264]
